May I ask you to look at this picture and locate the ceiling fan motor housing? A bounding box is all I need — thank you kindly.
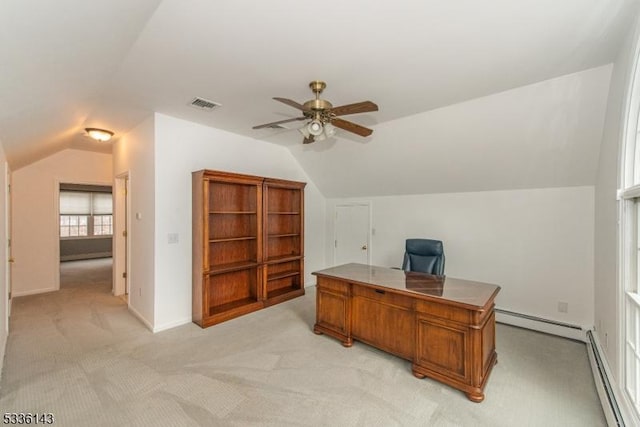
[303,99,332,112]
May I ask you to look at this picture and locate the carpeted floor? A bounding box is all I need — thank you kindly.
[0,258,606,426]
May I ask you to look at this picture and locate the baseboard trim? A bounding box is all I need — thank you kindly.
[60,252,112,262]
[586,330,638,427]
[12,287,57,297]
[153,317,192,333]
[495,308,586,341]
[127,304,154,332]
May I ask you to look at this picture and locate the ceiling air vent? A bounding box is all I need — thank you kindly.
[189,97,221,111]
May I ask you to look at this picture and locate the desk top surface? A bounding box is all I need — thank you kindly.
[313,263,500,308]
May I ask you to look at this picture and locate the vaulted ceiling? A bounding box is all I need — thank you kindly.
[1,1,638,195]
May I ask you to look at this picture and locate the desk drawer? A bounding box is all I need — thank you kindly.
[317,277,349,295]
[352,285,413,310]
[416,300,470,324]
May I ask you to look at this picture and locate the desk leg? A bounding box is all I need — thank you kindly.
[411,367,426,379]
[466,390,484,403]
[313,324,352,348]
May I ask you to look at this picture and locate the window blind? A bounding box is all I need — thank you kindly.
[92,193,112,215]
[60,191,91,215]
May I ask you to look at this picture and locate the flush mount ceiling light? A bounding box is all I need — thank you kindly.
[85,128,114,142]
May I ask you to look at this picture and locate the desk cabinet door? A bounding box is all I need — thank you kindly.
[415,314,469,383]
[352,293,414,360]
[316,278,350,336]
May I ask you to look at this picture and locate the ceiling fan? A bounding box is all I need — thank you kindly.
[252,81,378,144]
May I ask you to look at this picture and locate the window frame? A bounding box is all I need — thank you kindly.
[618,32,640,424]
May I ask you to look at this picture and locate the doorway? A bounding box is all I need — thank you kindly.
[333,203,371,266]
[57,182,114,291]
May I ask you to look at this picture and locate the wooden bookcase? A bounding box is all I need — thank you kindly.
[263,179,306,305]
[192,170,305,327]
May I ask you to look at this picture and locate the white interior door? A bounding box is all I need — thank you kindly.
[113,174,129,297]
[334,203,371,266]
[5,162,11,318]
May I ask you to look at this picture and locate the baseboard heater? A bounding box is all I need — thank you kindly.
[586,330,625,427]
[495,308,582,329]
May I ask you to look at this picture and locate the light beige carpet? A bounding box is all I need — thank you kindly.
[0,259,606,426]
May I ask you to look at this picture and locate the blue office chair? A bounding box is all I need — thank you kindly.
[401,239,445,276]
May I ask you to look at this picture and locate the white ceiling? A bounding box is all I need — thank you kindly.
[1,1,638,194]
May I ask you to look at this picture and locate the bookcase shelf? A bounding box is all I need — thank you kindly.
[193,170,306,328]
[265,254,302,264]
[267,269,300,281]
[211,211,257,215]
[209,298,260,316]
[207,261,260,275]
[210,236,257,243]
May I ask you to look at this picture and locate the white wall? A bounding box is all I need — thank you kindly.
[11,149,112,296]
[326,186,595,328]
[0,148,9,380]
[113,116,156,328]
[291,65,611,198]
[152,113,325,331]
[113,113,326,332]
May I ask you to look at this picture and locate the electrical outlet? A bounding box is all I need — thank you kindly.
[168,233,179,244]
[558,302,568,313]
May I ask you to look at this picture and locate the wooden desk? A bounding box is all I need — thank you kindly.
[312,263,500,402]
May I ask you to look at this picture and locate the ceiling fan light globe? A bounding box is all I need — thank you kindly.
[324,123,336,138]
[298,127,310,138]
[307,120,323,136]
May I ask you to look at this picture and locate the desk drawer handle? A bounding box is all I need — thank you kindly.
[375,289,385,294]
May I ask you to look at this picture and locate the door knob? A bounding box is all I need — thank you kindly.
[8,257,14,263]
[361,245,367,250]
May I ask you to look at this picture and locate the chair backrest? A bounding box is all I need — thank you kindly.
[401,238,445,275]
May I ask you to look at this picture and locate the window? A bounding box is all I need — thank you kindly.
[93,215,112,236]
[60,215,88,237]
[59,190,112,237]
[620,40,640,422]
[623,198,640,409]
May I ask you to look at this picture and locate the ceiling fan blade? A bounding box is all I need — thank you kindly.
[252,116,306,129]
[273,97,308,111]
[303,135,315,144]
[330,101,378,117]
[331,118,373,137]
